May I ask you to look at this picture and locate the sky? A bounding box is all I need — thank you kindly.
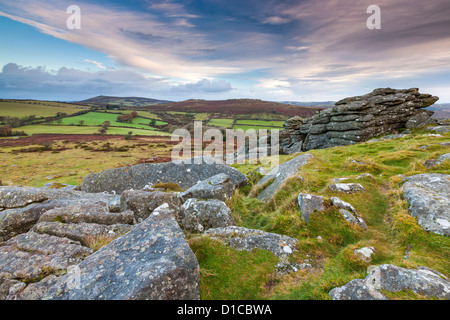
[0,0,449,102]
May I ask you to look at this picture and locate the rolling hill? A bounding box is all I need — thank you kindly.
[426,103,450,119]
[132,99,321,118]
[78,96,173,107]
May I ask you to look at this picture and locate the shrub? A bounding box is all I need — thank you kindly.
[0,125,12,136]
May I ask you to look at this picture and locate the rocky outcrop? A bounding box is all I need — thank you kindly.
[120,190,182,223]
[281,88,439,153]
[205,226,300,274]
[402,173,450,236]
[0,183,203,300]
[179,198,235,233]
[178,173,236,202]
[0,187,121,242]
[329,264,450,300]
[297,193,368,229]
[257,153,313,201]
[42,207,200,300]
[79,156,248,194]
[0,186,121,210]
[0,187,138,299]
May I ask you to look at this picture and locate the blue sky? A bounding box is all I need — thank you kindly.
[0,0,449,102]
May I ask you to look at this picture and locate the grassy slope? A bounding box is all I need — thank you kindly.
[0,138,174,187]
[0,125,448,300]
[196,129,449,300]
[60,111,167,127]
[18,125,171,136]
[235,120,285,127]
[0,101,86,118]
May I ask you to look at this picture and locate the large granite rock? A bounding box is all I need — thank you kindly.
[205,226,299,274]
[37,202,134,225]
[178,173,236,202]
[402,173,450,236]
[330,264,450,300]
[281,88,439,153]
[42,207,200,300]
[0,232,93,299]
[79,156,248,194]
[0,186,120,209]
[32,221,132,246]
[257,153,313,201]
[120,190,182,223]
[205,226,298,258]
[0,201,68,241]
[0,187,122,242]
[179,198,235,233]
[0,186,140,300]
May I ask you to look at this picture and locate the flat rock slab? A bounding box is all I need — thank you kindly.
[402,173,450,236]
[32,222,132,246]
[79,156,248,194]
[37,202,134,225]
[329,264,450,300]
[257,153,313,201]
[0,186,120,210]
[42,208,200,300]
[205,226,298,258]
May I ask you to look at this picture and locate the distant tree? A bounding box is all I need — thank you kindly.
[124,131,133,140]
[79,120,85,126]
[149,119,157,126]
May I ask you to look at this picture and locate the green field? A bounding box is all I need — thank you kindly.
[121,110,164,121]
[0,100,86,118]
[60,112,166,128]
[207,118,234,128]
[18,124,171,136]
[233,124,282,131]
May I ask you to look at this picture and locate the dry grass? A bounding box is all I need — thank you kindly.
[83,234,116,251]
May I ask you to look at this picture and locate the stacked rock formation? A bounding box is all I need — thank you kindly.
[281,88,438,153]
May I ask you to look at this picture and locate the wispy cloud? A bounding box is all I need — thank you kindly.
[0,0,238,80]
[84,59,107,70]
[1,0,450,101]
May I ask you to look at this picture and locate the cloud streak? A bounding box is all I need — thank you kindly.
[0,0,449,101]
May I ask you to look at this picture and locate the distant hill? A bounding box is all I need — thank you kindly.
[279,101,335,108]
[427,103,450,119]
[133,99,321,118]
[79,96,173,107]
